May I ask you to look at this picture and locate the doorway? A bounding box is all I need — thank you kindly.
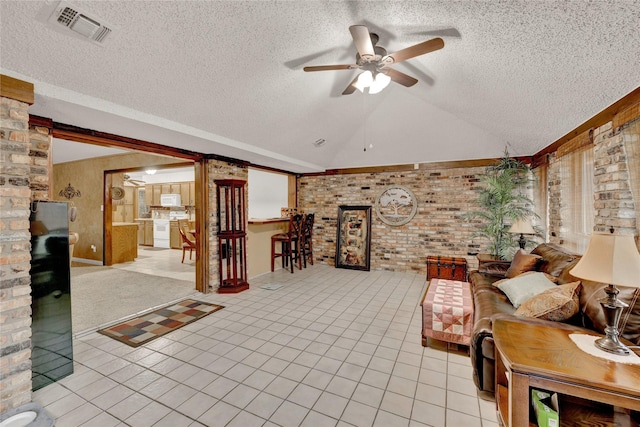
[52,139,205,334]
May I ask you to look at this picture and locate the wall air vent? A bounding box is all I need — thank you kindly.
[47,1,113,45]
[313,138,327,147]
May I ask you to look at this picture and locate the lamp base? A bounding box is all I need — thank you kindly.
[595,284,631,356]
[595,336,630,355]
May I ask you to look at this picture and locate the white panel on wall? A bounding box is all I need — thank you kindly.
[248,168,288,218]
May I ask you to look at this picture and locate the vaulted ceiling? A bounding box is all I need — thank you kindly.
[1,1,638,173]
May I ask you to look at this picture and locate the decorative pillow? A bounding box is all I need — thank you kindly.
[495,272,557,308]
[493,271,557,288]
[506,249,542,278]
[515,281,582,321]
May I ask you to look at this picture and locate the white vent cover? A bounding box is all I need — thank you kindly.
[47,1,113,44]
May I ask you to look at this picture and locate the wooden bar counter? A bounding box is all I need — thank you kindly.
[112,222,138,264]
[247,218,289,278]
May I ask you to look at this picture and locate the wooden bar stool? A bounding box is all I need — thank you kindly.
[271,214,304,273]
[302,213,314,267]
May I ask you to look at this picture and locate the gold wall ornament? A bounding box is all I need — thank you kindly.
[59,183,81,200]
[375,185,418,226]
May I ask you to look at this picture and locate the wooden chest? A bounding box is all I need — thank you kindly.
[426,255,468,282]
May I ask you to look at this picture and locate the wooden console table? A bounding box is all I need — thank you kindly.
[493,318,640,426]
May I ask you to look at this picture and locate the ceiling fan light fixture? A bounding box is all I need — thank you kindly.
[369,72,391,94]
[354,70,373,92]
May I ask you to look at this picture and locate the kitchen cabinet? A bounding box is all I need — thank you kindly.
[145,184,153,206]
[112,223,138,263]
[180,182,191,206]
[144,182,195,206]
[152,185,161,206]
[136,220,144,244]
[144,220,154,246]
[170,221,181,249]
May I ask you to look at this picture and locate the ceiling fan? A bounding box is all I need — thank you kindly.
[124,174,145,186]
[303,25,444,95]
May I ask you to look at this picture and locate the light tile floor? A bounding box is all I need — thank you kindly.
[34,265,499,427]
[113,246,196,282]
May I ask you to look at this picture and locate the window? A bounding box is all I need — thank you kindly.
[559,145,594,253]
[621,118,640,241]
[532,165,548,242]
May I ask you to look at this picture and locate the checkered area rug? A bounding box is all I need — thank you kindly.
[98,299,224,347]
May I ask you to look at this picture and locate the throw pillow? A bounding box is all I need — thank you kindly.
[492,271,558,288]
[495,272,557,308]
[515,281,582,321]
[506,249,542,278]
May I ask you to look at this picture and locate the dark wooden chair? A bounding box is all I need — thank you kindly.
[179,227,196,263]
[271,214,304,273]
[302,213,314,267]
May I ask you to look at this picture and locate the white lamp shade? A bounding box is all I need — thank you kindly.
[570,233,640,288]
[369,73,391,94]
[508,217,536,235]
[354,71,373,92]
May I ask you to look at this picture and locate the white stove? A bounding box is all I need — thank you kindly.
[153,219,170,248]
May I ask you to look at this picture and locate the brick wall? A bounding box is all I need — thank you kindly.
[538,107,640,248]
[206,160,248,290]
[298,167,491,273]
[28,124,52,201]
[592,121,637,234]
[0,96,33,412]
[302,106,640,271]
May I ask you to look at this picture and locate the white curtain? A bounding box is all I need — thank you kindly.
[621,118,640,247]
[559,145,594,253]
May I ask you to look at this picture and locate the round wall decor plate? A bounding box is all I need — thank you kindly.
[111,186,125,200]
[375,185,418,226]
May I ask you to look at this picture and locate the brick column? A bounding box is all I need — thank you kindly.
[0,75,34,413]
[593,122,637,235]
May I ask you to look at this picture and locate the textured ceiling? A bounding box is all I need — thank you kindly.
[1,1,639,173]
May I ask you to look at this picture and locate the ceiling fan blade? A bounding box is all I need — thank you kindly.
[383,37,444,65]
[386,69,418,87]
[408,28,461,38]
[342,76,360,95]
[349,25,375,62]
[303,64,357,72]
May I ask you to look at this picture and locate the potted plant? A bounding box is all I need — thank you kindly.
[466,150,538,259]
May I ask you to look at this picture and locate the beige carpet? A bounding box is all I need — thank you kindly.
[71,266,197,334]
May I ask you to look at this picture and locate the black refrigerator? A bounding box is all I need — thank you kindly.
[30,201,74,390]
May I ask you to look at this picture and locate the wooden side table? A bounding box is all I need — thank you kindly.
[493,318,640,426]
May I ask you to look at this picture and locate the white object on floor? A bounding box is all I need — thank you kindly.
[260,284,283,290]
[569,333,640,364]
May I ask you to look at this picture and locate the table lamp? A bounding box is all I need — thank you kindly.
[570,230,640,355]
[508,218,536,249]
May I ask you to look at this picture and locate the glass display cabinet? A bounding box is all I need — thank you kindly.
[215,179,249,293]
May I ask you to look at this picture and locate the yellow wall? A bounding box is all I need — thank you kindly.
[53,152,190,261]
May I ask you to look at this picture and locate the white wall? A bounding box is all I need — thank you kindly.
[248,168,288,218]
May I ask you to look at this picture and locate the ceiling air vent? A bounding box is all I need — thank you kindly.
[47,1,113,45]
